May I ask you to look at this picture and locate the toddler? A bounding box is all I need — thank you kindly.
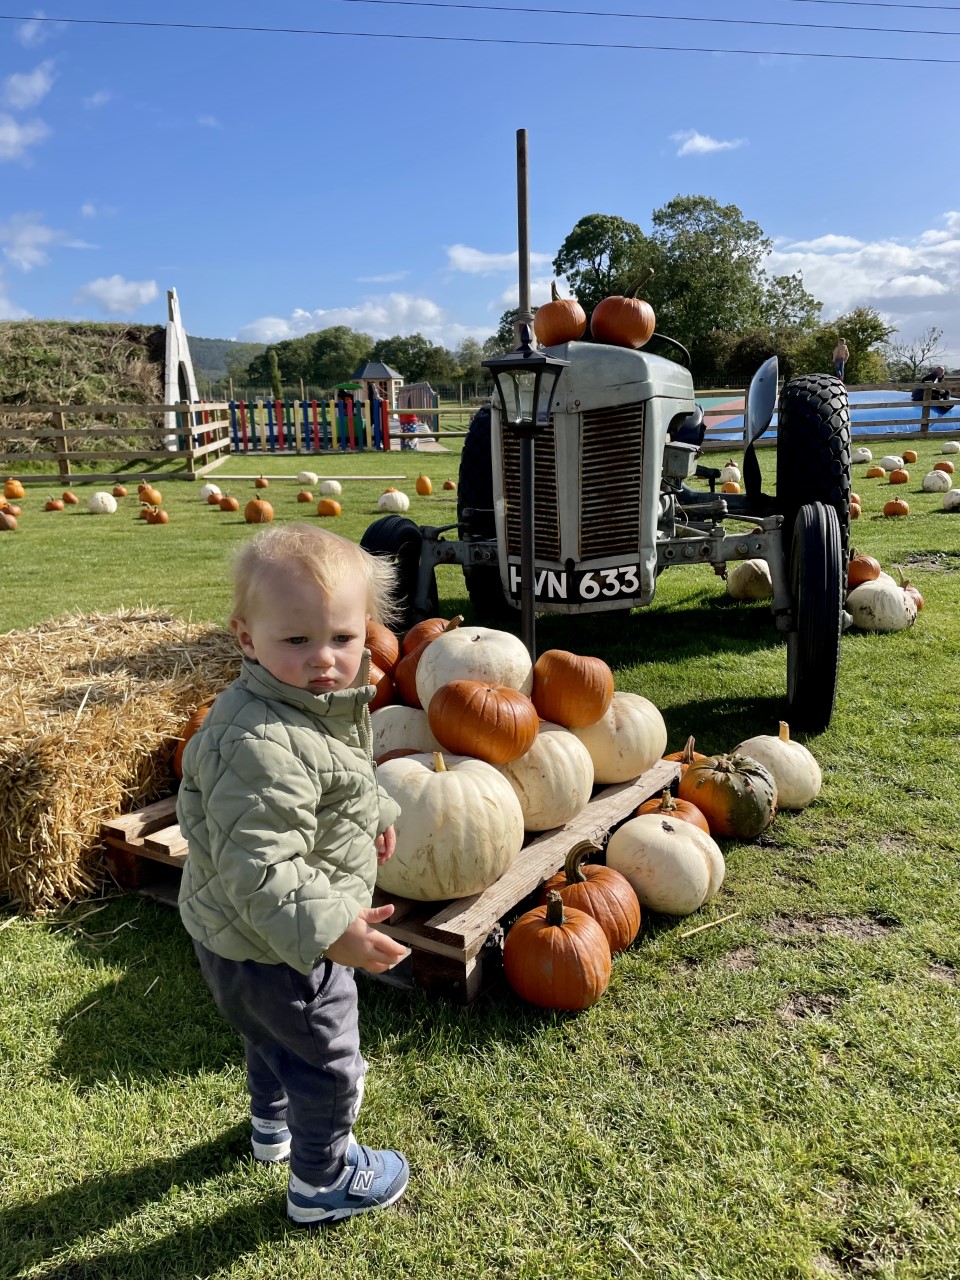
[177,523,410,1225]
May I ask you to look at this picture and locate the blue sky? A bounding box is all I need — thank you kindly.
[2,2,959,360]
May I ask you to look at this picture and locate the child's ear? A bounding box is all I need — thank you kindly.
[231,616,256,658]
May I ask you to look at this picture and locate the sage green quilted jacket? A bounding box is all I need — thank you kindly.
[176,656,400,972]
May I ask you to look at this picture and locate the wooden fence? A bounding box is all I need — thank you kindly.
[0,401,231,483]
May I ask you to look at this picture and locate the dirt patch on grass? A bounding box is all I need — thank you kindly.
[902,550,960,572]
[927,961,957,985]
[780,992,843,1022]
[716,946,757,971]
[766,915,899,941]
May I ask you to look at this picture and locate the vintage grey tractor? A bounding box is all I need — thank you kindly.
[362,340,851,733]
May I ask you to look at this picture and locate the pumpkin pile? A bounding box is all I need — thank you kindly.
[845,553,920,632]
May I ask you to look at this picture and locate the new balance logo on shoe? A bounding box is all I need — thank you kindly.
[350,1169,375,1196]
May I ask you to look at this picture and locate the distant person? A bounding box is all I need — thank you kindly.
[911,366,950,402]
[833,338,850,381]
[177,524,410,1225]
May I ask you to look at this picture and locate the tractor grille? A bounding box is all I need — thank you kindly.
[579,402,644,558]
[502,420,561,560]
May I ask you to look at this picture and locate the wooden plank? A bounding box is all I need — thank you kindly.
[0,402,232,414]
[102,834,186,869]
[142,826,189,858]
[419,760,680,951]
[101,795,178,838]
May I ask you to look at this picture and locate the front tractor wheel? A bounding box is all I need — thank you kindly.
[360,515,438,632]
[786,502,843,734]
[776,374,852,568]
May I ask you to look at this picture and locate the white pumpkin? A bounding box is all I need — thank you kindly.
[570,692,667,785]
[378,490,410,513]
[879,455,904,472]
[943,488,960,511]
[319,479,342,496]
[199,482,221,501]
[297,470,319,487]
[606,815,725,916]
[370,705,441,759]
[847,579,918,632]
[726,559,773,601]
[376,752,525,900]
[415,625,534,709]
[942,441,960,455]
[87,491,118,515]
[498,723,594,832]
[852,446,873,464]
[734,721,821,810]
[720,459,742,485]
[922,469,952,493]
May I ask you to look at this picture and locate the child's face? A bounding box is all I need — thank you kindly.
[232,563,368,692]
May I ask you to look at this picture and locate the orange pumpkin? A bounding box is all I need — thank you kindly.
[62,490,79,505]
[934,460,955,475]
[865,465,886,479]
[883,498,909,518]
[368,662,394,712]
[531,648,614,729]
[317,498,342,517]
[393,617,463,706]
[113,484,128,498]
[721,481,741,494]
[534,281,588,347]
[0,510,17,531]
[889,468,909,485]
[365,619,400,674]
[850,502,862,520]
[297,490,314,503]
[590,290,656,350]
[401,614,464,657]
[540,840,640,954]
[219,495,240,512]
[207,492,221,505]
[634,788,711,834]
[415,474,433,496]
[850,492,861,505]
[678,753,777,839]
[173,701,214,778]
[4,502,21,517]
[902,449,918,464]
[663,735,707,773]
[255,475,270,489]
[847,553,881,589]
[443,479,457,491]
[141,486,162,506]
[45,497,65,511]
[244,498,274,524]
[146,507,170,524]
[3,478,25,500]
[427,679,539,765]
[503,891,611,1010]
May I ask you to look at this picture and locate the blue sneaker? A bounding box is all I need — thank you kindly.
[251,1119,291,1163]
[287,1143,409,1224]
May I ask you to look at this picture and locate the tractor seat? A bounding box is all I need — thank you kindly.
[670,404,706,447]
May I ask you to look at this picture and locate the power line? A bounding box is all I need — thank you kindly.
[787,0,960,10]
[336,0,960,36]
[1,12,958,60]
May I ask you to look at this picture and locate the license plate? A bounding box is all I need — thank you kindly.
[507,563,641,603]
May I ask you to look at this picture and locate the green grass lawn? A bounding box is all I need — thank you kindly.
[3,440,960,1279]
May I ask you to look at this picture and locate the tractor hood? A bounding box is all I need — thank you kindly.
[544,340,694,412]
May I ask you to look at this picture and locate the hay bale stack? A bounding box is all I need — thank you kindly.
[0,609,240,913]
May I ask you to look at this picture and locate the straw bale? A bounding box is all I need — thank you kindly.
[0,609,240,913]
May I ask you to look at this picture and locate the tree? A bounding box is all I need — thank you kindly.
[758,273,822,333]
[552,214,652,315]
[308,326,374,388]
[268,349,282,401]
[370,333,457,384]
[793,307,894,384]
[455,338,485,381]
[650,195,770,346]
[884,326,945,382]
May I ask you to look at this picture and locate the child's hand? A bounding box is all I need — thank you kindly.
[325,904,409,973]
[375,825,397,864]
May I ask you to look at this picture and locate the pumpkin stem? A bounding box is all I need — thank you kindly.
[681,736,698,765]
[550,279,561,302]
[443,615,464,633]
[778,721,791,743]
[657,789,679,814]
[545,890,566,927]
[432,752,447,773]
[563,839,601,885]
[626,266,655,297]
[893,563,909,588]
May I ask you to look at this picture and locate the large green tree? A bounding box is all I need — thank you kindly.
[370,333,458,385]
[244,327,373,391]
[794,308,894,383]
[552,213,652,317]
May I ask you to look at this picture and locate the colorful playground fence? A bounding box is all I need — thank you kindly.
[227,396,394,454]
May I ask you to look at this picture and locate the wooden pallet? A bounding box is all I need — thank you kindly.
[100,759,679,1000]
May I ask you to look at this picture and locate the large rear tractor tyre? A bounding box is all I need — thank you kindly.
[786,503,843,734]
[360,515,438,633]
[776,374,852,568]
[457,405,511,620]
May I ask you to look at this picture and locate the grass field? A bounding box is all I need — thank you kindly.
[3,437,960,1280]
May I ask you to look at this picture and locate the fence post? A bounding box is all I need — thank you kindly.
[181,402,196,475]
[52,408,71,479]
[920,385,932,435]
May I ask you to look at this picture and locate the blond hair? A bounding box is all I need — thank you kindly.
[231,523,398,627]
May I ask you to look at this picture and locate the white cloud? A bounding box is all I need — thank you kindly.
[80,201,117,219]
[83,90,112,109]
[3,61,55,110]
[0,113,49,161]
[74,275,159,316]
[236,292,487,347]
[671,130,746,157]
[357,271,409,284]
[197,115,220,128]
[770,211,960,359]
[497,276,565,309]
[0,212,93,270]
[0,270,29,320]
[445,244,553,275]
[16,12,62,48]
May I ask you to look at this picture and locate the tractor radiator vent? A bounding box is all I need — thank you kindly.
[501,420,561,560]
[579,401,644,558]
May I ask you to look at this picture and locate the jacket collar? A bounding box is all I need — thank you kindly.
[238,653,374,719]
